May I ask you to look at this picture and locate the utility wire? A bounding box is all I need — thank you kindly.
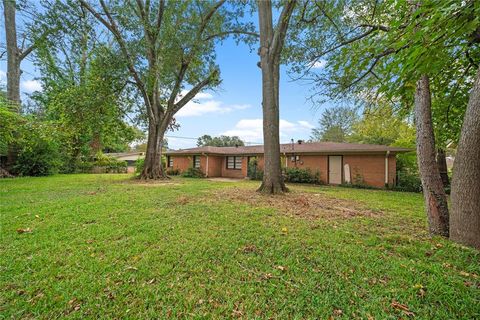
[165,135,263,146]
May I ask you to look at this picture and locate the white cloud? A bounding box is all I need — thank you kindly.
[298,120,314,129]
[309,59,327,69]
[175,90,251,117]
[223,118,312,143]
[21,79,42,93]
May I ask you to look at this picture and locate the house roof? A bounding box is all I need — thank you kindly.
[165,142,413,156]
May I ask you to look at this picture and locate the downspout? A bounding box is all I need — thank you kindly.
[385,151,390,186]
[205,153,209,177]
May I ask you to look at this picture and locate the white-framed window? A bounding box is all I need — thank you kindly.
[226,156,242,170]
[167,156,173,167]
[193,155,201,168]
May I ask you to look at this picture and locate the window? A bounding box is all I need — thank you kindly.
[167,156,173,167]
[193,155,201,168]
[226,156,242,170]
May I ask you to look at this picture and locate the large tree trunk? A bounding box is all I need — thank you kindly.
[450,67,480,249]
[3,0,21,106]
[436,148,449,187]
[139,118,167,180]
[256,0,287,194]
[415,75,449,237]
[3,0,21,173]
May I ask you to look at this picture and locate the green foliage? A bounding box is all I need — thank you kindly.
[93,153,127,173]
[310,106,358,142]
[13,121,62,176]
[247,158,263,180]
[0,98,23,156]
[166,168,180,176]
[197,135,245,147]
[181,167,204,178]
[135,158,144,174]
[284,167,320,184]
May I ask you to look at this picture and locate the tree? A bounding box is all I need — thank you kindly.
[257,0,296,194]
[80,0,255,179]
[197,135,245,147]
[310,106,358,142]
[415,75,449,236]
[2,0,52,171]
[450,67,480,249]
[287,0,480,240]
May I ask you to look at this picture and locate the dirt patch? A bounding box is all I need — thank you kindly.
[124,180,183,187]
[210,187,381,220]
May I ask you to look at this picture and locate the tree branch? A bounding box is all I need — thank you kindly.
[171,69,219,114]
[79,0,153,120]
[271,0,297,60]
[202,30,259,41]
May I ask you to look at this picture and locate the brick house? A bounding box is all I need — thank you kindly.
[165,141,411,188]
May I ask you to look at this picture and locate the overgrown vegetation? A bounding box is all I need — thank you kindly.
[1,175,478,318]
[284,167,320,184]
[181,167,204,178]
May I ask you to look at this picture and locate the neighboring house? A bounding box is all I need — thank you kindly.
[165,141,412,188]
[106,152,145,173]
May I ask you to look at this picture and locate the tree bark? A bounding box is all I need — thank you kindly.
[450,67,480,249]
[436,148,449,187]
[415,75,449,237]
[256,0,295,194]
[3,0,21,107]
[140,117,168,179]
[3,0,21,172]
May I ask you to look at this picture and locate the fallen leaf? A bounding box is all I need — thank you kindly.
[16,228,32,234]
[35,215,40,219]
[281,227,288,234]
[333,309,343,316]
[146,278,156,284]
[125,266,138,271]
[276,265,287,271]
[391,300,414,317]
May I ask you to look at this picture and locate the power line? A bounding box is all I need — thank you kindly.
[165,135,263,146]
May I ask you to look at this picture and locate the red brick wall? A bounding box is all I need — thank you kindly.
[221,156,247,178]
[285,155,328,183]
[170,155,192,173]
[169,153,397,187]
[343,154,396,188]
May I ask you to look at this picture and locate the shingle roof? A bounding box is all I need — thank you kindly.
[165,142,412,155]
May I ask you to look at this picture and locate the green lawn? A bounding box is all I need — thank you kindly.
[1,174,478,319]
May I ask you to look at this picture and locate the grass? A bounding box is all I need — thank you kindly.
[1,174,478,319]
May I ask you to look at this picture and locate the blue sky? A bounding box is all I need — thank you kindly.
[0,9,330,150]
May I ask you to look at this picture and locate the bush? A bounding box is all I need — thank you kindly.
[181,167,204,178]
[13,122,62,176]
[247,158,263,180]
[135,158,144,174]
[87,153,127,173]
[393,170,422,192]
[284,167,320,184]
[166,168,180,176]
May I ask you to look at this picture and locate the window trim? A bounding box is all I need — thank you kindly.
[226,156,242,170]
[193,155,201,168]
[167,156,173,167]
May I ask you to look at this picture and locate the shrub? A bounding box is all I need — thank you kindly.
[90,153,127,173]
[284,167,320,184]
[393,170,422,192]
[166,168,180,176]
[247,158,263,180]
[13,122,62,176]
[181,167,204,178]
[135,158,144,174]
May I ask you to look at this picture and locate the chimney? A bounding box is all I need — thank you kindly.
[297,140,303,144]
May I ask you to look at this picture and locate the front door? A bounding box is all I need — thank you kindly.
[328,155,342,184]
